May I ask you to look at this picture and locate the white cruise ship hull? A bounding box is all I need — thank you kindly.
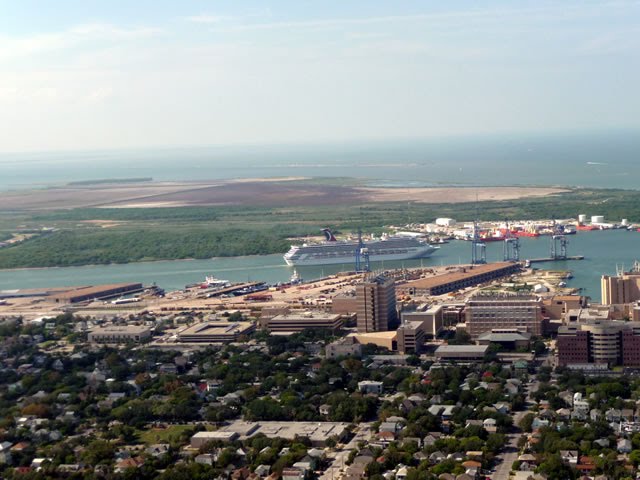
[284,245,437,266]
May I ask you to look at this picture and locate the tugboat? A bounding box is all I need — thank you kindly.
[290,270,303,285]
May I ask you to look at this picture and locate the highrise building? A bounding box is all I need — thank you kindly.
[601,264,640,305]
[356,275,396,333]
[465,293,544,338]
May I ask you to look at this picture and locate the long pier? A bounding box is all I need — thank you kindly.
[528,255,585,264]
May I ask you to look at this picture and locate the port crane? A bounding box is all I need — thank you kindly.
[471,219,487,265]
[355,229,371,273]
[503,219,520,262]
[550,221,568,260]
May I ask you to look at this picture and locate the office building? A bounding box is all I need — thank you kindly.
[465,293,544,338]
[542,295,588,320]
[177,321,255,343]
[260,311,343,333]
[400,305,443,337]
[557,321,640,367]
[356,275,396,333]
[88,325,151,344]
[602,265,640,305]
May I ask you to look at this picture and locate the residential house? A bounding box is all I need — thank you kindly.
[617,439,632,453]
[559,450,579,466]
[195,454,215,466]
[429,451,446,464]
[282,468,305,480]
[0,442,12,465]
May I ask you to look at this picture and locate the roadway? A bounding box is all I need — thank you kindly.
[319,423,373,480]
[489,377,537,480]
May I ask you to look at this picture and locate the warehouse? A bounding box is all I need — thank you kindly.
[397,263,519,296]
[52,283,143,304]
[260,311,344,333]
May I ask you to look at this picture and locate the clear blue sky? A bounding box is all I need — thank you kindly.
[0,0,638,152]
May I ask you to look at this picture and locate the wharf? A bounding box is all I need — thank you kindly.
[527,256,585,264]
[199,282,263,298]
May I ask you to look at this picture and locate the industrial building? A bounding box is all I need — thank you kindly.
[557,321,640,367]
[88,325,152,344]
[191,421,350,447]
[52,283,144,304]
[356,275,396,333]
[177,321,255,343]
[601,265,640,305]
[397,262,519,297]
[260,311,343,333]
[434,345,489,362]
[465,293,544,338]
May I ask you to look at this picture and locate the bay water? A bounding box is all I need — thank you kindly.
[0,229,636,303]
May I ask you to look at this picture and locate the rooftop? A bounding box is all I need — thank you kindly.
[216,420,350,443]
[178,321,254,336]
[89,325,151,334]
[435,345,489,354]
[477,331,532,342]
[52,283,142,300]
[400,262,515,290]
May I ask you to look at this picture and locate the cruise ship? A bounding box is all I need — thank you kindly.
[283,229,438,266]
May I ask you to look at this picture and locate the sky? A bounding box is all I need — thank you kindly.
[0,0,639,153]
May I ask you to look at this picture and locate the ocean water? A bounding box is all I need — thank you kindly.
[0,229,637,303]
[1,130,639,191]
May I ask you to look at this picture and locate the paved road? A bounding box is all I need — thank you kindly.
[490,390,534,480]
[319,423,373,480]
[492,433,520,480]
[320,450,350,480]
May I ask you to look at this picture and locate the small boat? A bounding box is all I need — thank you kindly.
[204,275,231,289]
[290,270,303,285]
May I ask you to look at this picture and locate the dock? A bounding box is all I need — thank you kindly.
[527,256,585,264]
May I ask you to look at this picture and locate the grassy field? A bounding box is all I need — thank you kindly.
[137,424,199,445]
[0,186,639,269]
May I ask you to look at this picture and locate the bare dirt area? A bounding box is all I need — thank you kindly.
[0,179,568,210]
[355,186,568,203]
[0,182,222,210]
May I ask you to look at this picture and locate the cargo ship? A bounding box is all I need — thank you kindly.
[284,229,438,266]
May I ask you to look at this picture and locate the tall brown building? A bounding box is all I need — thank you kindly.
[601,268,640,305]
[356,275,396,333]
[465,293,544,338]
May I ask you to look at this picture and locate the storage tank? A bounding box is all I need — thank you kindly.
[435,218,456,227]
[578,214,587,224]
[622,219,629,226]
[591,215,604,224]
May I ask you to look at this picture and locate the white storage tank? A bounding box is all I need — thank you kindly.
[578,214,587,224]
[622,219,629,226]
[435,218,456,227]
[591,215,604,224]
